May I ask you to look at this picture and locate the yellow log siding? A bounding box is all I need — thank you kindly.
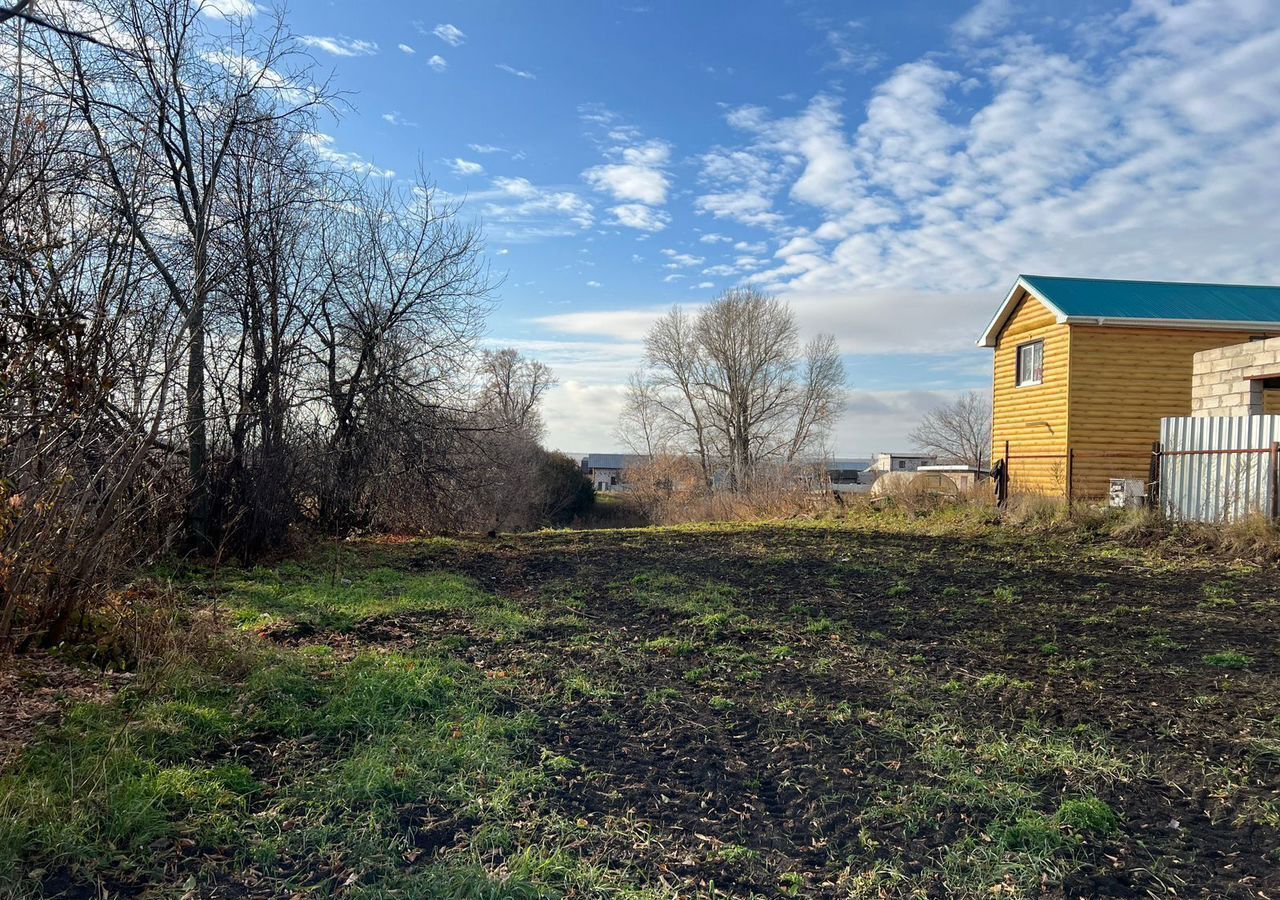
[990,294,1070,495]
[1066,326,1280,498]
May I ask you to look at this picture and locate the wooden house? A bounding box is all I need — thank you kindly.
[978,275,1280,497]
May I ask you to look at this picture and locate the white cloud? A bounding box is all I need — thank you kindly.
[586,280,602,288]
[581,111,673,231]
[953,0,1013,40]
[449,158,484,176]
[202,50,310,103]
[496,63,536,80]
[450,176,593,241]
[533,306,683,342]
[468,143,527,161]
[699,233,732,244]
[382,111,416,127]
[609,203,670,232]
[694,146,788,228]
[427,55,448,72]
[432,23,466,46]
[496,248,510,256]
[824,20,885,73]
[835,390,972,457]
[398,43,415,55]
[688,0,1280,357]
[304,133,394,178]
[299,35,379,57]
[583,140,672,205]
[541,380,633,452]
[660,249,704,268]
[201,0,259,18]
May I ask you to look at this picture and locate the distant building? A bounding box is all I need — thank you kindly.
[825,457,873,484]
[868,452,937,475]
[581,453,649,492]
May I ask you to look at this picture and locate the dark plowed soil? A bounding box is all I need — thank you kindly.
[386,523,1280,898]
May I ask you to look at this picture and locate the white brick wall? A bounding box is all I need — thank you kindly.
[1191,336,1280,416]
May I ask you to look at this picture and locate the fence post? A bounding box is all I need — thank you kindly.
[1270,441,1279,520]
[1148,440,1161,511]
[1065,447,1074,506]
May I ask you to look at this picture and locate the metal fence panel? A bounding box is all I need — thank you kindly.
[1160,416,1280,522]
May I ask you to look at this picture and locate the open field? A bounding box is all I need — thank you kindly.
[2,515,1280,898]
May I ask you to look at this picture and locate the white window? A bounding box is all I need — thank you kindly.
[1016,340,1044,386]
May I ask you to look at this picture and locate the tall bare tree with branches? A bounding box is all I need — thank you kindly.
[908,390,992,469]
[621,288,845,490]
[48,0,329,548]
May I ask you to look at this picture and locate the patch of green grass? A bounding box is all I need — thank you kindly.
[1203,650,1251,670]
[1144,631,1184,651]
[975,672,1033,692]
[806,617,836,634]
[643,687,681,706]
[222,564,533,635]
[711,843,760,863]
[562,671,618,700]
[0,641,545,888]
[642,636,696,657]
[778,872,806,895]
[1055,797,1119,835]
[990,585,1018,604]
[683,666,710,684]
[991,810,1065,852]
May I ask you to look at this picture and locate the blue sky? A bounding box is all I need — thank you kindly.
[257,0,1280,454]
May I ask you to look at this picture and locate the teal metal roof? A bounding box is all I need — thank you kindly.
[979,275,1280,347]
[1022,275,1280,323]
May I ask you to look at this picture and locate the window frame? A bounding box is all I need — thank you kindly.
[1015,340,1044,387]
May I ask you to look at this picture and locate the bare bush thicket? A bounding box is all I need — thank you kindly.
[622,455,835,525]
[0,2,555,647]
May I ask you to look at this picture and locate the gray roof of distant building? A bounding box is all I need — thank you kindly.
[585,453,650,469]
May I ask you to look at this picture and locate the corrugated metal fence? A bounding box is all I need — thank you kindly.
[1159,416,1280,522]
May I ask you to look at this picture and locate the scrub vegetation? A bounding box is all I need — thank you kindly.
[2,511,1279,898]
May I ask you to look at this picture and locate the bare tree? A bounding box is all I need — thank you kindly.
[615,373,680,457]
[908,390,992,469]
[0,0,548,646]
[310,176,492,530]
[643,305,714,488]
[623,288,845,490]
[50,0,328,549]
[477,347,556,438]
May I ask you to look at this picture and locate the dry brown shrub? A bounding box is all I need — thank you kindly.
[621,456,840,525]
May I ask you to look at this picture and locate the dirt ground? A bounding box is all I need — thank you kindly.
[7,518,1280,899]
[345,522,1280,898]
